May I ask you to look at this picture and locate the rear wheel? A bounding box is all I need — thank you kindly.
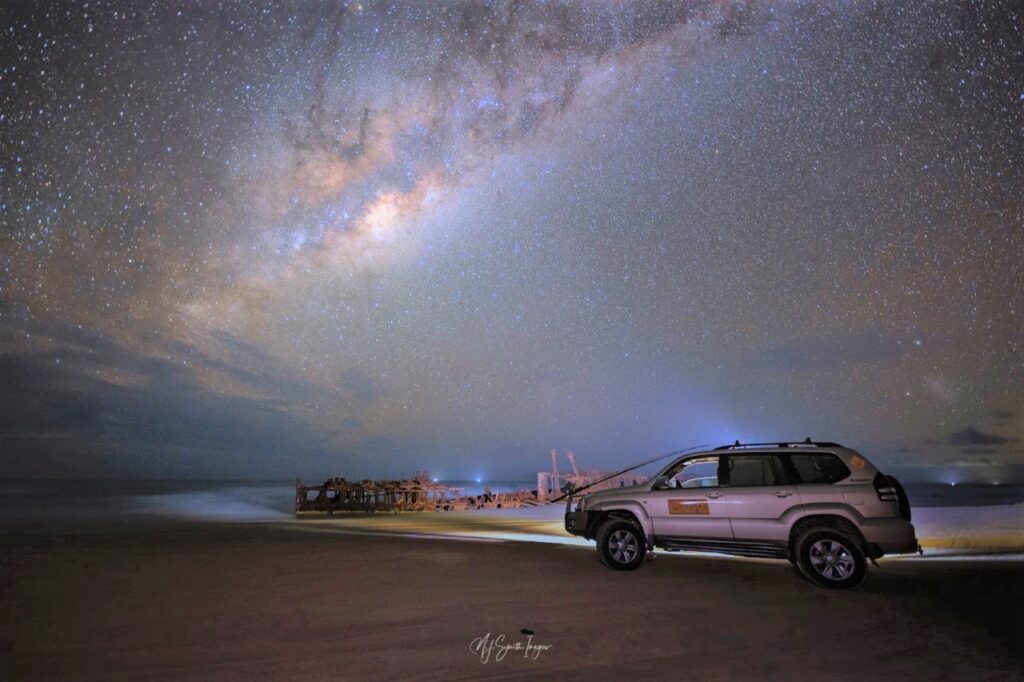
[795,528,866,588]
[596,520,646,571]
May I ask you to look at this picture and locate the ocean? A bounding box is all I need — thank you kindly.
[0,479,1021,525]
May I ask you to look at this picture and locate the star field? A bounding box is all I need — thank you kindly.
[1,1,1021,481]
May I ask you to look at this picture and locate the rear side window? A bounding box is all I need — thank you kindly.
[725,455,780,486]
[789,454,850,484]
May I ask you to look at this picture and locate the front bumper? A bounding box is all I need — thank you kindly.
[565,510,590,537]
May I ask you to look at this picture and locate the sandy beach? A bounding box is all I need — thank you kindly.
[2,516,1021,681]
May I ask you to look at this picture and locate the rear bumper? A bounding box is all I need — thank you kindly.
[564,511,590,537]
[862,519,920,557]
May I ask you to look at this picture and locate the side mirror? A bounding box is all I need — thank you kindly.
[652,476,669,490]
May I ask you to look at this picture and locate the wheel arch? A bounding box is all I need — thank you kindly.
[788,513,867,558]
[586,504,651,539]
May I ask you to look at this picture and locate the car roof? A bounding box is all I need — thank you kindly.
[712,439,844,451]
[696,443,860,459]
[672,443,878,481]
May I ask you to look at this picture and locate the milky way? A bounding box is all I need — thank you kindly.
[1,1,1022,481]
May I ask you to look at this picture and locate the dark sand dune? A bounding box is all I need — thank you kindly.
[2,522,1021,681]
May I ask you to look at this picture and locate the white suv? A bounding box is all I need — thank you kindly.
[564,441,919,588]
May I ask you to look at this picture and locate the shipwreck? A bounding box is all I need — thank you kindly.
[295,450,648,515]
[295,470,539,514]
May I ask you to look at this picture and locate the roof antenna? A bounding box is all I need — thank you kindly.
[804,437,812,444]
[734,440,741,447]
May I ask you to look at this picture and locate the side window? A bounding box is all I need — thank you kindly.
[664,456,720,489]
[789,454,850,484]
[726,455,779,486]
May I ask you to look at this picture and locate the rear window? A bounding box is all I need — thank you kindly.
[789,453,850,484]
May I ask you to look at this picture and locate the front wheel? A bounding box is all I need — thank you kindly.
[795,528,867,588]
[596,520,646,571]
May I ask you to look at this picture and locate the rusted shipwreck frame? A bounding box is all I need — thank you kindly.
[295,475,542,515]
[296,477,463,514]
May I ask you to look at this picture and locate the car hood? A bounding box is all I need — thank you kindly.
[582,484,647,505]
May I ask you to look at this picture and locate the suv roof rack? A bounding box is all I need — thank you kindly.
[713,438,844,451]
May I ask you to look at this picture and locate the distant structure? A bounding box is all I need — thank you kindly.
[296,450,647,515]
[295,470,538,515]
[295,473,462,514]
[536,449,647,502]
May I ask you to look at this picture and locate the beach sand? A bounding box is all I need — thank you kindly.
[2,519,1021,681]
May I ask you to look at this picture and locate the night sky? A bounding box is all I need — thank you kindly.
[1,1,1021,482]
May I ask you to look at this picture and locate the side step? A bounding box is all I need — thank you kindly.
[658,538,788,559]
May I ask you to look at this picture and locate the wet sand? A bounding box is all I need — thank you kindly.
[1,521,1021,680]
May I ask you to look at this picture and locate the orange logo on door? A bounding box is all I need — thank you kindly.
[668,500,709,515]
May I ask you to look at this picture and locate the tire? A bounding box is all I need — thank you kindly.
[795,528,867,589]
[596,520,647,571]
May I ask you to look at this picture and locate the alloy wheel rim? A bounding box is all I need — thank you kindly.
[808,538,856,580]
[609,529,639,563]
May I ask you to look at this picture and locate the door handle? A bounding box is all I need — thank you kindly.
[775,491,793,498]
[706,492,723,499]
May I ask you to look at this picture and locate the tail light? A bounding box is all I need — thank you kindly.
[874,472,912,521]
[873,472,898,501]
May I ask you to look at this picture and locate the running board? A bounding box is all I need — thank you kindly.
[658,538,788,559]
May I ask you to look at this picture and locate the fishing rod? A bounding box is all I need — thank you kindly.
[550,443,713,504]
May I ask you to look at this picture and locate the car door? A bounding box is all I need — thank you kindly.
[722,454,800,542]
[647,455,732,539]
